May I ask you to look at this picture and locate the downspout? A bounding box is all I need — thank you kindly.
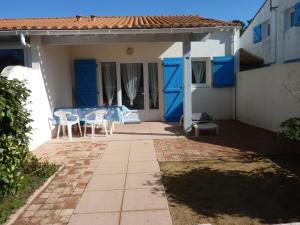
[20,33,30,47]
[231,29,237,120]
[270,0,278,63]
[20,33,32,67]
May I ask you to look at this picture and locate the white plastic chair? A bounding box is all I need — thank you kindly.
[54,111,82,140]
[84,109,109,140]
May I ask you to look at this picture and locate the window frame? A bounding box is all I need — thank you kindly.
[191,57,211,88]
[261,20,271,41]
[291,11,295,27]
[0,44,30,68]
[285,7,296,31]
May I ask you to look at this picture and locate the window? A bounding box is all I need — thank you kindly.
[192,61,207,85]
[0,49,25,72]
[285,8,296,30]
[101,62,117,106]
[120,63,144,110]
[261,20,271,40]
[291,11,295,27]
[148,63,159,109]
[268,23,271,37]
[253,24,262,43]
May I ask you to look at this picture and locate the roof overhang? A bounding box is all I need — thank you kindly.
[0,26,239,36]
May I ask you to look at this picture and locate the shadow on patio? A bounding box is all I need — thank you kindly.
[160,158,300,225]
[191,120,300,155]
[155,120,300,162]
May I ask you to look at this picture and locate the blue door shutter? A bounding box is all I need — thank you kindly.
[253,24,262,43]
[212,56,235,88]
[163,58,183,122]
[74,59,98,108]
[295,2,300,26]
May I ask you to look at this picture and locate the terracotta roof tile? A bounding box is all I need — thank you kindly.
[0,15,240,31]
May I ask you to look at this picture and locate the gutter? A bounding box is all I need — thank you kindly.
[0,26,241,36]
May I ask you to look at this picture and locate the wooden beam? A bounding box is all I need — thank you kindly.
[41,33,209,45]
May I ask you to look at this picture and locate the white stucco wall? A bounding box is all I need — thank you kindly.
[70,30,235,120]
[236,61,300,131]
[28,36,72,149]
[240,0,300,64]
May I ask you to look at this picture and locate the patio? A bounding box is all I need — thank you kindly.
[11,121,300,225]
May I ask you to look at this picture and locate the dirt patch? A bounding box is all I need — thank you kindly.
[160,156,300,225]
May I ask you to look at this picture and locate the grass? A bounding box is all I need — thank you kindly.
[160,156,300,225]
[0,158,58,224]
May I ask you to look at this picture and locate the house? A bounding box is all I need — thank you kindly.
[0,15,240,148]
[240,0,300,66]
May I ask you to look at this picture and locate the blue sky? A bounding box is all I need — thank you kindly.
[0,0,265,23]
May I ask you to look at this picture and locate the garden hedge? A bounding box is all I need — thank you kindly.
[0,75,32,196]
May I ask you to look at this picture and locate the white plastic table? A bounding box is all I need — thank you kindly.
[193,122,219,136]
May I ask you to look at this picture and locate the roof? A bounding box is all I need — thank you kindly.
[241,0,268,38]
[0,15,240,31]
[240,48,264,71]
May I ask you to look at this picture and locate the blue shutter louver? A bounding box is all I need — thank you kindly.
[74,60,98,108]
[295,2,300,27]
[163,58,183,122]
[253,24,262,44]
[212,56,235,88]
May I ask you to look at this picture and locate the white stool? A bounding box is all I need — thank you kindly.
[193,122,219,137]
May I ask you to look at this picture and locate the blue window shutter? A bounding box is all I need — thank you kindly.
[253,24,262,43]
[74,59,98,108]
[295,2,300,27]
[212,56,235,88]
[163,58,183,122]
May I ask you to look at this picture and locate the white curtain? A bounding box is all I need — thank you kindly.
[102,62,116,105]
[121,63,142,105]
[192,61,206,83]
[148,63,158,108]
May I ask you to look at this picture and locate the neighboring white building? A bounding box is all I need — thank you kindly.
[0,15,240,149]
[240,0,300,65]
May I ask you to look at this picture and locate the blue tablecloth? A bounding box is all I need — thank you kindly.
[52,105,130,125]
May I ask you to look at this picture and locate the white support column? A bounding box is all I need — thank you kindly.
[183,39,192,133]
[30,36,42,70]
[232,28,240,120]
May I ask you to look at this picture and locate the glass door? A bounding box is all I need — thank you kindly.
[100,61,162,121]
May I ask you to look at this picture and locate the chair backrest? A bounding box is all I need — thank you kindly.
[54,111,69,125]
[94,109,107,121]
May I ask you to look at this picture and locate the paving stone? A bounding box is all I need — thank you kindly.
[129,152,157,162]
[127,161,161,174]
[101,152,129,163]
[95,162,128,174]
[69,212,119,225]
[120,210,173,225]
[125,172,163,190]
[86,174,126,191]
[123,189,169,211]
[74,190,123,213]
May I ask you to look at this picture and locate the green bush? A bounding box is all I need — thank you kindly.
[278,117,300,141]
[0,156,58,224]
[0,75,32,196]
